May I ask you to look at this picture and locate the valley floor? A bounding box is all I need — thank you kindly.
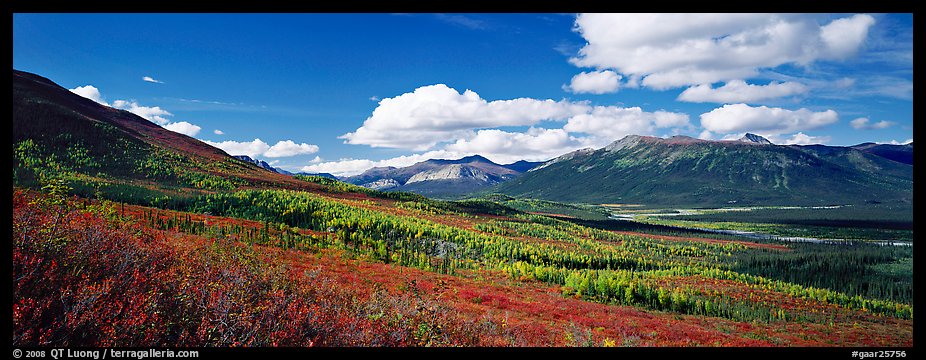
[12,189,912,347]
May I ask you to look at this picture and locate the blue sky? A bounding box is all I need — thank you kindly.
[13,13,913,175]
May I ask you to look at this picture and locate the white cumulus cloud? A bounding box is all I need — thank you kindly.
[163,121,202,137]
[213,129,225,135]
[203,138,319,159]
[339,84,590,151]
[69,85,108,105]
[849,117,895,130]
[569,13,876,89]
[340,83,695,153]
[301,151,458,177]
[112,99,174,125]
[819,14,877,58]
[564,106,691,140]
[564,70,621,94]
[677,80,808,103]
[142,76,165,84]
[777,132,831,145]
[698,130,715,140]
[69,84,207,137]
[203,139,271,159]
[700,103,838,136]
[301,159,379,176]
[444,127,600,161]
[264,140,320,157]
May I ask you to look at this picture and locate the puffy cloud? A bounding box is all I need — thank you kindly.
[677,80,808,103]
[162,121,201,136]
[203,139,271,159]
[444,127,600,161]
[564,70,621,94]
[700,103,838,136]
[264,140,320,157]
[569,13,876,89]
[112,99,174,125]
[339,84,590,150]
[850,117,895,130]
[202,138,319,159]
[142,76,164,84]
[69,85,108,105]
[564,106,691,140]
[776,132,831,145]
[113,100,206,136]
[301,159,379,176]
[341,83,695,153]
[301,150,458,177]
[68,83,207,138]
[819,14,877,58]
[698,130,715,140]
[213,129,225,135]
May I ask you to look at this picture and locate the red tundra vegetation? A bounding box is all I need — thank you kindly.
[13,189,912,347]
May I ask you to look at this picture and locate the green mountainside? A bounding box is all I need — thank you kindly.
[494,135,913,207]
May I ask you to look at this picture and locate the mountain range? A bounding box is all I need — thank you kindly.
[343,155,542,198]
[12,68,913,208]
[493,134,912,207]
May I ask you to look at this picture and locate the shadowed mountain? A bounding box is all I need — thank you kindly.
[850,142,913,165]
